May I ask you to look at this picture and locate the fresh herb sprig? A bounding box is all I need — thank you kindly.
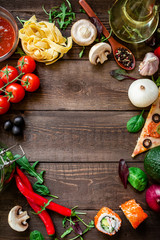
[30,230,44,240]
[79,47,85,58]
[33,181,58,198]
[15,47,26,57]
[31,198,53,215]
[42,0,75,29]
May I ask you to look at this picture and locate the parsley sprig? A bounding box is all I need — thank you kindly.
[42,0,75,29]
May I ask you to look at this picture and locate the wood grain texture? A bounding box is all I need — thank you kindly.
[0,111,147,162]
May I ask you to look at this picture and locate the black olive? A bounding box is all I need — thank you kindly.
[152,114,160,123]
[143,139,152,149]
[13,116,25,127]
[12,126,22,136]
[3,120,12,131]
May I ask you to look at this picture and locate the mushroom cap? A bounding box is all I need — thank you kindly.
[8,206,30,232]
[71,19,97,46]
[89,42,112,65]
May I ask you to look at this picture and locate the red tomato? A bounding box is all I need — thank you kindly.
[0,65,18,84]
[0,79,4,94]
[154,46,160,59]
[18,56,36,74]
[5,83,25,103]
[0,95,10,114]
[21,73,40,92]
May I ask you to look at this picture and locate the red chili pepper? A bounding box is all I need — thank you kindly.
[16,167,55,236]
[154,46,160,59]
[15,174,72,217]
[4,168,15,185]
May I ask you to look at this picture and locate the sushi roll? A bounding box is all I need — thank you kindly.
[120,199,148,229]
[94,207,122,236]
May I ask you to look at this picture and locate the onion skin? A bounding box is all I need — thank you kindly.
[146,184,160,212]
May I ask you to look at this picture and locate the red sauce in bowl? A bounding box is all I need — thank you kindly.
[0,16,15,57]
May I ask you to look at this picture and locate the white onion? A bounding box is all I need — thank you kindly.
[128,79,159,107]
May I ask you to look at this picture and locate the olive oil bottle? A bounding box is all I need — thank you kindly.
[109,0,159,43]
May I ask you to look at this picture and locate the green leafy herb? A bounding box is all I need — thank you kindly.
[62,216,67,227]
[16,16,28,26]
[14,154,44,184]
[79,46,85,58]
[33,181,58,198]
[61,227,73,238]
[15,46,26,57]
[110,69,137,81]
[156,76,160,87]
[42,0,75,29]
[79,9,86,13]
[95,30,112,43]
[128,167,148,191]
[32,198,53,215]
[68,220,94,240]
[127,110,145,133]
[30,230,44,240]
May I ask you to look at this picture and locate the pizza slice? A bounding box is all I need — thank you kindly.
[132,90,160,157]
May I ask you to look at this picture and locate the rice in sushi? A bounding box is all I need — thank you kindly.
[94,207,122,236]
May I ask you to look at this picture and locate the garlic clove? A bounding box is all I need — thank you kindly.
[139,52,159,76]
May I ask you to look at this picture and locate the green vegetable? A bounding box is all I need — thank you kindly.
[79,46,85,58]
[42,0,75,29]
[110,69,137,81]
[32,198,53,215]
[144,146,160,182]
[68,221,94,240]
[61,227,73,238]
[156,76,160,87]
[14,154,44,184]
[128,167,148,191]
[33,181,58,198]
[15,47,26,57]
[127,110,145,133]
[30,230,44,240]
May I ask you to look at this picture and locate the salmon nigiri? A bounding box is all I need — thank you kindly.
[94,207,122,236]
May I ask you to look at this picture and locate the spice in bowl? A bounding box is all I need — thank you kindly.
[115,47,133,69]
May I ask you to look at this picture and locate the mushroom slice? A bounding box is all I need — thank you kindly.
[8,206,30,232]
[89,42,112,65]
[71,19,97,46]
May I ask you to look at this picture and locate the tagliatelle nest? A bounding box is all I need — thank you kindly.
[19,15,72,65]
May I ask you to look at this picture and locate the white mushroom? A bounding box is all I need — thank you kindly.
[8,206,30,232]
[89,42,112,65]
[71,19,97,46]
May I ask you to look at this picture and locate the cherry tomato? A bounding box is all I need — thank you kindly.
[0,65,18,84]
[154,46,160,59]
[0,95,10,115]
[0,79,4,94]
[21,73,40,92]
[18,56,36,74]
[5,83,25,103]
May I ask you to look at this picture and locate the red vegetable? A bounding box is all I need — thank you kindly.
[0,95,10,115]
[5,83,25,103]
[146,184,160,212]
[154,46,160,59]
[119,159,129,189]
[15,174,72,217]
[21,73,40,92]
[17,56,36,74]
[16,167,55,236]
[0,65,18,84]
[0,79,4,94]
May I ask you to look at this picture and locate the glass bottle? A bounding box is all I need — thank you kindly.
[109,0,159,43]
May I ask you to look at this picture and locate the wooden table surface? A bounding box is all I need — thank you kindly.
[0,0,160,239]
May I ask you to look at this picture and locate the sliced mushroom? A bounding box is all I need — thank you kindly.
[71,19,97,46]
[89,42,112,65]
[8,206,30,232]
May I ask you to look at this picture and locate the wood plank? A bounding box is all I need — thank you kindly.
[0,111,147,162]
[0,162,159,239]
[0,60,143,111]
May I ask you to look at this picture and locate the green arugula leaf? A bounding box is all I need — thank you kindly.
[33,182,58,198]
[79,46,85,58]
[15,46,26,57]
[61,227,73,238]
[62,216,67,228]
[30,230,44,240]
[68,220,94,240]
[14,154,44,184]
[32,198,53,215]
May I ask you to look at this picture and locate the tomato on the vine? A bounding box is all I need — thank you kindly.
[0,79,4,94]
[21,73,40,92]
[5,83,25,103]
[18,56,36,74]
[0,96,10,115]
[0,65,18,84]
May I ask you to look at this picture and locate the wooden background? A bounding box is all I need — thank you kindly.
[0,0,160,239]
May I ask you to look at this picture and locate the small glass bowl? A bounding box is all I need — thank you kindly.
[0,7,19,62]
